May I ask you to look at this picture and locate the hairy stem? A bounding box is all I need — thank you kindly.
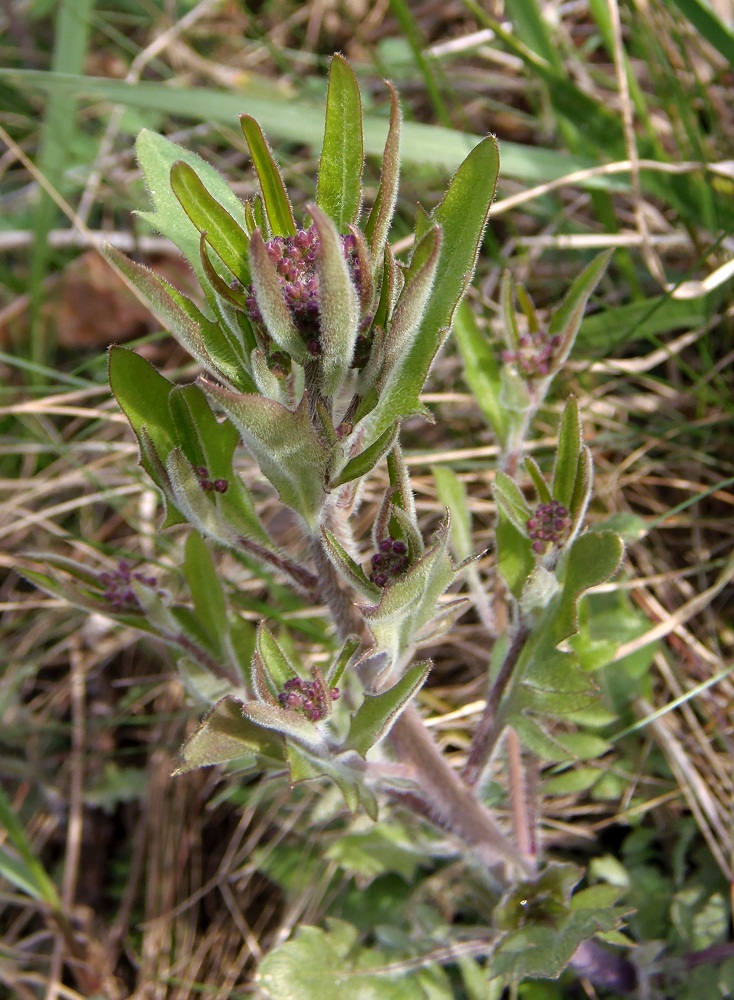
[311,532,529,874]
[462,624,530,786]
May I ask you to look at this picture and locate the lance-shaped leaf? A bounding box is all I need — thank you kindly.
[183,532,229,656]
[135,129,248,284]
[176,696,285,773]
[202,383,329,529]
[325,636,360,688]
[413,596,471,647]
[364,81,401,271]
[166,448,241,548]
[552,397,582,509]
[256,624,300,690]
[525,456,552,504]
[109,346,176,482]
[170,161,250,285]
[453,300,508,446]
[348,660,431,756]
[240,115,296,237]
[356,136,500,450]
[362,517,456,663]
[568,445,593,544]
[496,512,535,599]
[168,384,270,544]
[310,204,360,397]
[248,229,309,364]
[548,249,613,370]
[250,348,289,405]
[104,247,252,392]
[500,270,523,352]
[316,54,364,232]
[494,471,533,535]
[377,226,441,389]
[321,526,382,601]
[241,700,326,753]
[329,421,398,489]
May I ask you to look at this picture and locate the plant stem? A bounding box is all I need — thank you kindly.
[312,532,530,874]
[462,624,530,786]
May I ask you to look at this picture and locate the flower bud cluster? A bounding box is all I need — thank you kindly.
[369,537,410,588]
[246,226,362,354]
[278,676,340,722]
[99,560,158,610]
[503,329,562,379]
[196,466,229,494]
[527,500,570,554]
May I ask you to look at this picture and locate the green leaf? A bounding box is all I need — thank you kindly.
[241,700,326,751]
[513,714,574,762]
[321,526,382,601]
[169,385,270,545]
[257,919,453,1000]
[453,300,508,445]
[348,660,431,755]
[552,397,581,509]
[183,533,229,652]
[202,383,329,529]
[134,128,248,282]
[548,250,613,369]
[311,204,360,397]
[377,226,441,389]
[170,161,250,285]
[240,114,296,237]
[325,636,361,688]
[330,422,399,488]
[325,823,428,882]
[256,624,299,689]
[357,135,500,449]
[554,533,624,642]
[104,248,250,390]
[108,346,182,519]
[525,456,552,504]
[496,513,534,599]
[176,696,284,773]
[0,786,61,908]
[316,54,364,232]
[494,471,532,533]
[364,81,401,270]
[432,466,472,562]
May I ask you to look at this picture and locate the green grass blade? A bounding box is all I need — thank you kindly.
[0,786,61,908]
[668,0,734,64]
[29,0,95,371]
[4,70,620,186]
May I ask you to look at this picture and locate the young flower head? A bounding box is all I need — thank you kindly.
[527,500,570,554]
[246,226,364,359]
[99,560,159,611]
[503,327,562,380]
[277,675,340,722]
[369,537,410,588]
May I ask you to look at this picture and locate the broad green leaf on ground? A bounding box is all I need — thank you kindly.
[257,919,453,999]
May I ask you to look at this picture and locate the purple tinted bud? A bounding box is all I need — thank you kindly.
[504,325,561,380]
[213,479,229,494]
[527,500,570,552]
